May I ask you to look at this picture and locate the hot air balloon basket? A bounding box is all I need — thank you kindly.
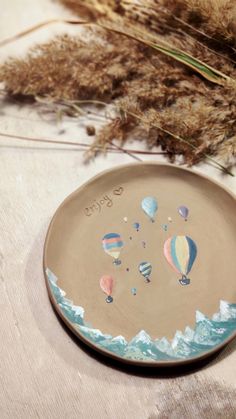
[113,259,121,266]
[106,296,113,304]
[179,276,190,286]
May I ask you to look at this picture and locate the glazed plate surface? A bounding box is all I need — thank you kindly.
[44,163,236,366]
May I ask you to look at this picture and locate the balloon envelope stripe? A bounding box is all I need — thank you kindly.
[171,236,182,274]
[140,264,151,271]
[103,233,120,240]
[103,242,123,250]
[139,262,151,268]
[176,236,189,275]
[140,263,150,270]
[103,237,123,244]
[140,266,151,274]
[163,238,179,274]
[186,236,197,275]
[141,270,151,276]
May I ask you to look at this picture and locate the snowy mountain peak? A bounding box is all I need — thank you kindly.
[196,310,207,323]
[72,305,85,318]
[184,326,195,341]
[171,330,183,348]
[46,268,58,284]
[154,337,173,354]
[130,330,151,345]
[112,336,127,345]
[219,300,232,320]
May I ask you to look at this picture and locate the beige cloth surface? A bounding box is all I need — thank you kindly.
[1,1,236,418]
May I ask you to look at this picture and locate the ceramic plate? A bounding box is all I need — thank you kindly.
[44,163,236,367]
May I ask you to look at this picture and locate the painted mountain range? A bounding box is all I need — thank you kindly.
[46,268,236,362]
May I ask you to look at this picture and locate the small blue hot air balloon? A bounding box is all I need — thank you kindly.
[133,222,140,232]
[141,197,158,222]
[164,235,197,285]
[139,261,152,283]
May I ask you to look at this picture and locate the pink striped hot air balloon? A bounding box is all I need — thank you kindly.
[102,233,124,265]
[164,235,197,285]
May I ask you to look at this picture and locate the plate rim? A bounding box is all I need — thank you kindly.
[43,162,236,367]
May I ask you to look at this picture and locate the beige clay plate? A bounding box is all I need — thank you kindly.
[44,163,236,367]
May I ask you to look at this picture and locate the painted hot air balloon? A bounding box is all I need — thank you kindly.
[164,235,197,285]
[102,233,124,265]
[100,275,114,303]
[133,222,140,232]
[141,197,158,222]
[139,261,152,283]
[178,205,189,221]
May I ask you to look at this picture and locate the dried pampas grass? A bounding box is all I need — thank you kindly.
[1,0,236,171]
[178,0,236,44]
[59,0,236,46]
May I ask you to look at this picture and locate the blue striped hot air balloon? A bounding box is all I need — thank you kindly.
[102,233,124,265]
[139,261,152,283]
[164,235,197,285]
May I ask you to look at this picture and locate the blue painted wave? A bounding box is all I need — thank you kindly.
[46,268,236,361]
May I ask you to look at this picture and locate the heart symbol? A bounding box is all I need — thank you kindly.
[113,187,124,196]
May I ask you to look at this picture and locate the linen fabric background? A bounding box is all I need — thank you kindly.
[1,0,236,418]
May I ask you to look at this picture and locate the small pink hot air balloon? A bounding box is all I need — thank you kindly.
[100,275,114,303]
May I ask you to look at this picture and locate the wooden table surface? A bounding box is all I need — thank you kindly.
[1,1,236,417]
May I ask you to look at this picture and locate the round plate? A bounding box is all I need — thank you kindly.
[43,163,236,367]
